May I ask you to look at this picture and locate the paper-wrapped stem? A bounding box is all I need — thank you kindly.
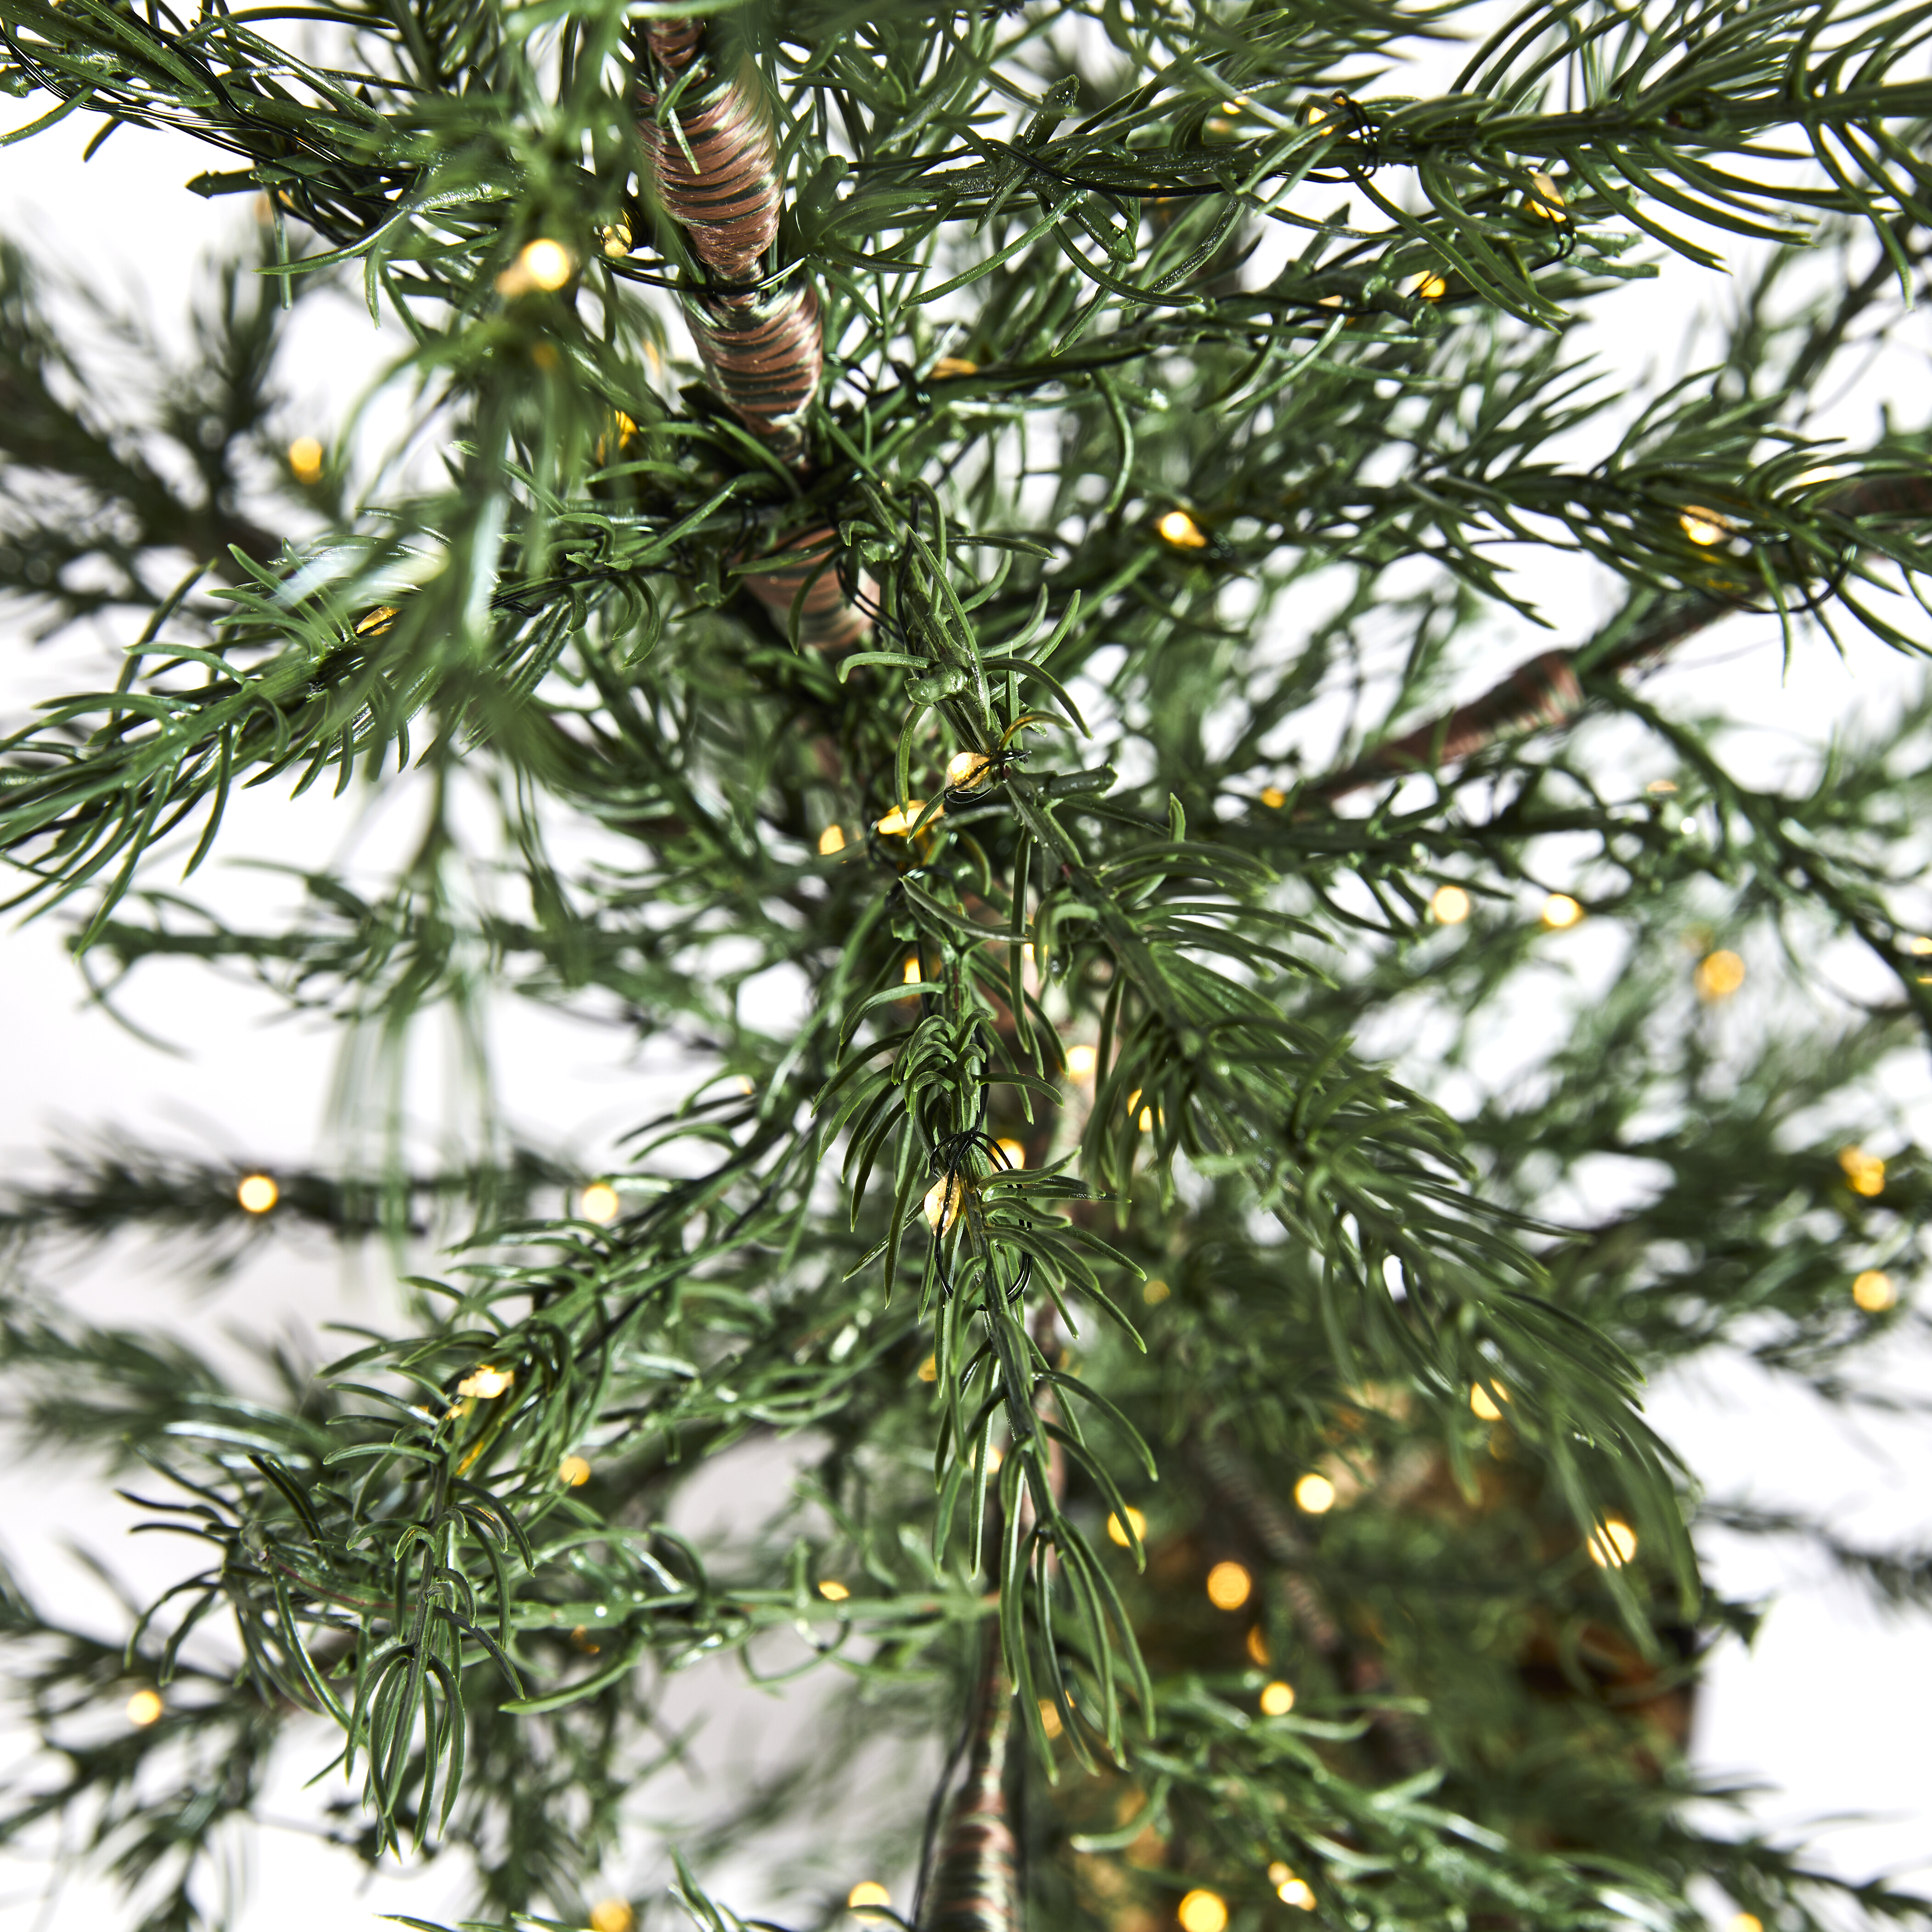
[920,1639,1019,1932]
[739,524,871,651]
[637,20,780,285]
[636,18,866,643]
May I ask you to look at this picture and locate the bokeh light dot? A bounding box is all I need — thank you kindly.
[1205,1560,1253,1609]
[1295,1473,1337,1514]
[1178,1889,1228,1932]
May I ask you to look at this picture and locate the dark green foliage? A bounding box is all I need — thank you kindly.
[2,0,1932,1928]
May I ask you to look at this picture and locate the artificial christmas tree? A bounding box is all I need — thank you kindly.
[2,1,1932,1929]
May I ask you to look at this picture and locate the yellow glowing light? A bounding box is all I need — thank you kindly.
[1470,1381,1508,1421]
[847,1882,891,1914]
[355,604,399,636]
[1431,884,1472,924]
[1840,1146,1886,1198]
[1178,1889,1229,1932]
[918,1353,939,1383]
[237,1173,279,1214]
[1294,1473,1336,1515]
[287,436,324,484]
[1541,893,1583,929]
[1245,1624,1270,1665]
[818,823,847,856]
[1680,506,1730,546]
[590,1903,636,1932]
[1527,170,1566,218]
[126,1689,164,1727]
[1143,1278,1170,1304]
[876,799,937,836]
[924,1173,966,1233]
[995,1137,1026,1169]
[458,1364,515,1400]
[932,355,980,378]
[517,237,575,292]
[1259,1680,1296,1716]
[1107,1506,1149,1547]
[1222,94,1250,113]
[1205,1560,1253,1610]
[1260,786,1287,809]
[1276,1877,1317,1910]
[902,956,924,986]
[1066,1043,1098,1081]
[558,1454,592,1487]
[1587,1517,1639,1568]
[579,1183,621,1223]
[947,749,991,789]
[1037,1697,1065,1739]
[1729,1915,1763,1932]
[1911,935,1932,956]
[1853,1269,1897,1312]
[1646,778,1679,796]
[1157,508,1209,550]
[1695,950,1746,1000]
[1409,271,1448,299]
[818,1579,851,1603]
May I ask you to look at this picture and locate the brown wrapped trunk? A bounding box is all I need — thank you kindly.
[922,1643,1020,1932]
[635,20,868,644]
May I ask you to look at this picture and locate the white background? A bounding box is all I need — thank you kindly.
[2,50,1931,1932]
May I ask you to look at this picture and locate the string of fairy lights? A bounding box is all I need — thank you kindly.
[197,601,1921,1926]
[189,976,1899,1887]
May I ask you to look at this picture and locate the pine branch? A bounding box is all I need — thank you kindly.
[0,1136,573,1274]
[1310,472,1932,802]
[1701,1502,1932,1613]
[0,236,285,628]
[0,1556,286,1932]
